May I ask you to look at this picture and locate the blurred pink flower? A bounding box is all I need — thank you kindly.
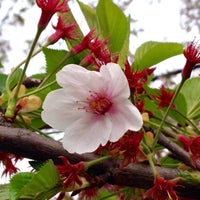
[42,63,143,154]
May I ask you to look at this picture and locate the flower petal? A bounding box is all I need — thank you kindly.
[56,64,99,88]
[100,63,130,99]
[108,100,143,142]
[62,115,112,154]
[41,89,84,131]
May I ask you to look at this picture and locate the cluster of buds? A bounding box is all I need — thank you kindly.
[109,131,146,168]
[143,175,180,200]
[153,85,175,109]
[95,130,146,168]
[124,61,155,95]
[56,156,86,190]
[6,84,42,123]
[71,30,118,70]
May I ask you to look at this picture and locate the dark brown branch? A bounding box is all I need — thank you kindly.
[110,164,200,199]
[144,126,192,167]
[158,132,192,167]
[0,126,200,199]
[0,125,93,164]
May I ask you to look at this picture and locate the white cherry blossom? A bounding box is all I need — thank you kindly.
[41,63,143,154]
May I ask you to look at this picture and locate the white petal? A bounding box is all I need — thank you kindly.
[56,64,100,88]
[62,115,112,154]
[108,100,143,142]
[100,63,130,99]
[41,89,84,131]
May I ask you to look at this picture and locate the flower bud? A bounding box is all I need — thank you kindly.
[36,0,69,30]
[182,41,200,80]
[18,95,42,113]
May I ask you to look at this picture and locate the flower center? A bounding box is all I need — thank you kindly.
[80,91,112,115]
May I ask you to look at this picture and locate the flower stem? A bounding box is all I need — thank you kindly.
[148,153,157,177]
[14,28,43,96]
[174,109,200,135]
[86,155,111,170]
[5,28,43,119]
[15,44,46,71]
[152,78,185,148]
[19,80,56,99]
[5,43,48,97]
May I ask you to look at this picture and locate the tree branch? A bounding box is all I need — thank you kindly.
[158,132,192,166]
[0,126,200,199]
[152,64,200,81]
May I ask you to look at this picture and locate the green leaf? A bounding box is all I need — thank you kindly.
[9,160,60,200]
[78,1,99,31]
[0,184,9,200]
[43,48,68,75]
[117,16,130,67]
[9,172,34,200]
[8,68,23,90]
[167,92,187,126]
[0,62,4,68]
[0,74,7,93]
[29,161,45,171]
[42,48,80,83]
[96,0,130,65]
[19,160,60,197]
[180,77,200,119]
[132,41,184,71]
[160,156,180,168]
[31,73,46,80]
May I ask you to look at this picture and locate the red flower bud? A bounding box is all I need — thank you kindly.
[71,30,95,54]
[182,41,200,80]
[36,0,69,30]
[48,16,77,45]
[56,156,85,188]
[144,175,180,200]
[0,153,22,176]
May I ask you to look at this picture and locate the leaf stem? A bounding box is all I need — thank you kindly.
[174,109,200,135]
[86,155,111,170]
[14,28,43,97]
[5,28,43,118]
[19,80,56,99]
[152,78,185,148]
[148,153,157,177]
